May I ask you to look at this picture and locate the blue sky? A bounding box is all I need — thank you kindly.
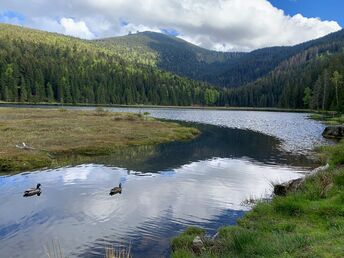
[0,0,342,51]
[268,0,343,26]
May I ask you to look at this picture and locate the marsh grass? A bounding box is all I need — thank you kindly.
[105,245,131,258]
[44,240,64,258]
[172,141,344,257]
[44,240,131,258]
[310,113,344,125]
[0,108,199,173]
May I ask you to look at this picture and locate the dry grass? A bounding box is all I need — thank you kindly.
[0,108,199,172]
[105,245,131,258]
[44,240,64,258]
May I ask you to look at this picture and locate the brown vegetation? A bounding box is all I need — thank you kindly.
[0,108,199,172]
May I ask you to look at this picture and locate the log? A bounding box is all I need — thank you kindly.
[274,164,329,196]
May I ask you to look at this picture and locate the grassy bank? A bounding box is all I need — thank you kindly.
[310,113,344,125]
[171,144,344,257]
[0,108,199,173]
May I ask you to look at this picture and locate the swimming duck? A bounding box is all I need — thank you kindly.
[109,183,122,196]
[23,183,41,197]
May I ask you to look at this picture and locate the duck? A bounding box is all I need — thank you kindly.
[109,183,122,196]
[23,183,41,197]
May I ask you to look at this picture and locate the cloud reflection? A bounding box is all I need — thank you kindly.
[0,158,304,257]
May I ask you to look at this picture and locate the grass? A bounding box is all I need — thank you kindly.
[0,108,199,173]
[171,141,344,257]
[105,245,131,258]
[44,240,64,258]
[310,113,344,125]
[44,240,131,258]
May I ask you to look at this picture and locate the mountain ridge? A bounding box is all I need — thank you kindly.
[95,29,344,87]
[0,23,344,110]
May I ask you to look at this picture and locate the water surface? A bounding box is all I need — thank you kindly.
[0,108,327,257]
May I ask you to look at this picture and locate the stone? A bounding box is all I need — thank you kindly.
[274,164,329,196]
[322,126,344,139]
[192,236,205,253]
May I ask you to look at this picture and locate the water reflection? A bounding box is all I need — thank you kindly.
[0,123,319,257]
[92,124,315,172]
[0,158,304,258]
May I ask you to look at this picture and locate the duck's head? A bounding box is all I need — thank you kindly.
[36,183,41,189]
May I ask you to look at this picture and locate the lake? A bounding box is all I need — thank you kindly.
[0,107,329,257]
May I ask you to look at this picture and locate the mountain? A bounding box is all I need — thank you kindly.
[97,30,344,88]
[0,23,220,106]
[94,31,244,84]
[220,29,344,110]
[96,29,344,111]
[0,23,344,111]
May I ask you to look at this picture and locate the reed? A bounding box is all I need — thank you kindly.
[105,245,131,258]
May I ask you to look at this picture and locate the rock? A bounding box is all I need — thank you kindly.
[192,236,205,253]
[322,126,344,139]
[274,178,303,196]
[274,164,329,196]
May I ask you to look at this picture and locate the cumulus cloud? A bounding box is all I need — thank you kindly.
[0,0,341,51]
[60,17,94,39]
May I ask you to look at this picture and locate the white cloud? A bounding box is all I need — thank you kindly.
[60,17,94,39]
[119,22,161,36]
[0,0,341,51]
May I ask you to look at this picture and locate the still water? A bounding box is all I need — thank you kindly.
[0,108,328,257]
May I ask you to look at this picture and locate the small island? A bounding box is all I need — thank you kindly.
[0,108,199,173]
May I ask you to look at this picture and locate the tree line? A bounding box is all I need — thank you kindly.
[0,23,344,111]
[219,48,344,112]
[0,36,221,106]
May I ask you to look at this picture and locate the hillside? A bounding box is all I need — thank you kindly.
[94,31,244,84]
[221,30,344,111]
[0,23,344,111]
[96,29,344,111]
[97,30,344,89]
[0,23,221,106]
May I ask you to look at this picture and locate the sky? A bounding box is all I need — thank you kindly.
[0,0,342,52]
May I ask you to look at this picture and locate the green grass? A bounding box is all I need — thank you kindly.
[0,108,199,173]
[171,141,344,257]
[310,113,344,125]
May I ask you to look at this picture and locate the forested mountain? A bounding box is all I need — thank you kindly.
[0,23,344,111]
[97,29,344,111]
[97,30,344,88]
[220,30,344,111]
[95,32,244,83]
[0,24,221,106]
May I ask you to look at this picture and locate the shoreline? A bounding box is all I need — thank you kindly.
[0,102,312,113]
[171,121,344,257]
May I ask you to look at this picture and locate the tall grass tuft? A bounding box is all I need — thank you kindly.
[105,245,131,258]
[44,240,64,258]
